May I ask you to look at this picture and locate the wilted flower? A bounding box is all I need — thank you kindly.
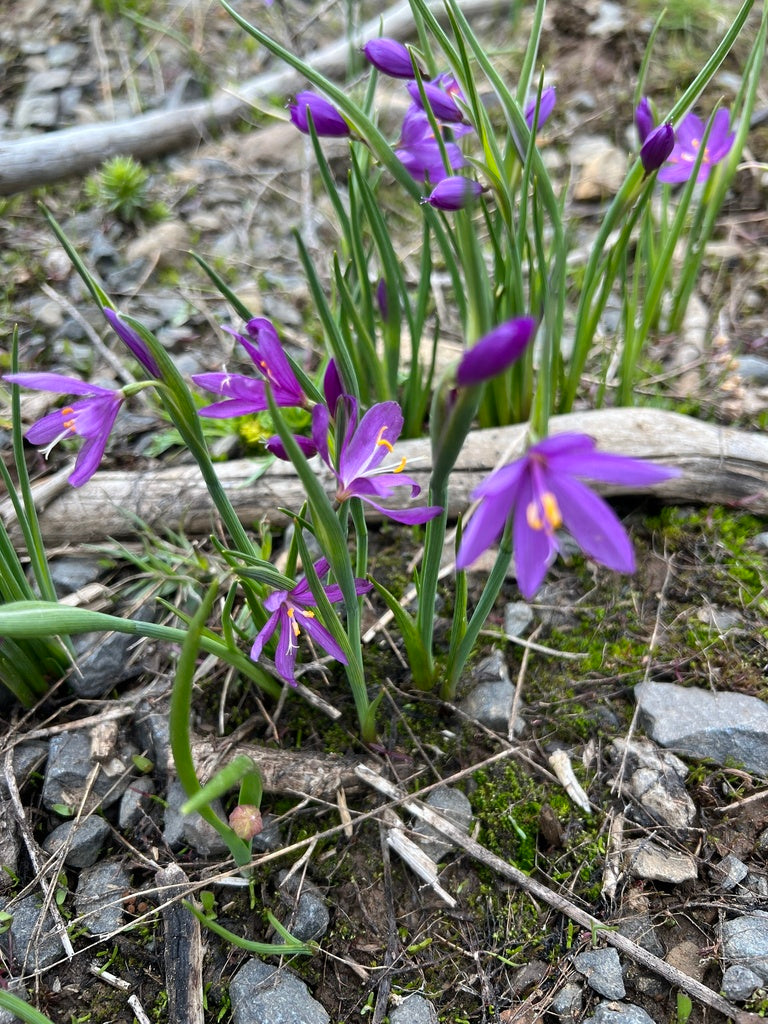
[524,86,556,132]
[192,318,306,417]
[423,176,483,211]
[640,122,675,174]
[103,307,160,377]
[313,399,442,524]
[456,317,537,386]
[4,372,125,487]
[457,433,678,599]
[658,108,734,184]
[289,91,350,137]
[407,74,466,123]
[363,37,422,79]
[250,558,372,684]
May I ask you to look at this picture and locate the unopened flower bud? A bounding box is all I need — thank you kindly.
[456,317,537,387]
[363,38,422,79]
[640,122,675,173]
[289,92,350,137]
[423,176,483,211]
[229,804,263,841]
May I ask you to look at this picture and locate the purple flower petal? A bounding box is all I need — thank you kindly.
[524,86,556,132]
[456,317,537,386]
[338,401,404,484]
[4,373,115,397]
[289,92,350,137]
[363,38,421,79]
[635,97,654,144]
[301,613,348,664]
[407,78,464,123]
[640,123,675,173]
[103,308,160,377]
[424,176,483,211]
[549,474,635,573]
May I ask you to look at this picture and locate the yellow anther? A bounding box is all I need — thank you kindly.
[287,606,301,637]
[526,491,562,531]
[376,426,394,452]
[393,456,407,474]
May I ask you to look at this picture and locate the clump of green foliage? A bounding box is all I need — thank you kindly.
[85,155,167,225]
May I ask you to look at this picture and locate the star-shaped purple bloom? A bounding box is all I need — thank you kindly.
[250,558,372,684]
[192,318,306,418]
[312,399,442,525]
[456,433,678,599]
[658,108,734,184]
[4,372,124,487]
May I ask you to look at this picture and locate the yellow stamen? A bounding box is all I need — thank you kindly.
[526,491,562,531]
[376,426,394,452]
[61,407,77,434]
[393,456,406,474]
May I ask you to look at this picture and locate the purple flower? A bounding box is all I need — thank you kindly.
[635,97,655,144]
[396,139,466,184]
[423,176,483,210]
[192,318,306,418]
[640,122,675,174]
[456,317,537,386]
[3,373,124,487]
[658,108,735,184]
[407,74,466,123]
[288,91,351,137]
[363,38,422,79]
[524,86,556,132]
[250,558,372,684]
[375,278,389,322]
[103,307,160,377]
[313,400,442,524]
[456,433,678,599]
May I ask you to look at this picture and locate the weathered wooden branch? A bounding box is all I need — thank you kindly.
[0,0,499,195]
[156,864,205,1024]
[9,409,768,545]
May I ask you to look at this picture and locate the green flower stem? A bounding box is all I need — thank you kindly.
[0,601,282,699]
[170,580,253,869]
[442,524,513,701]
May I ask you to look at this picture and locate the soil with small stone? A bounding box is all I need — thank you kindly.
[1,2,768,1023]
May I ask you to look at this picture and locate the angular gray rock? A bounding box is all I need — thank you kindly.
[118,776,156,831]
[43,814,111,868]
[574,947,625,999]
[635,681,768,775]
[612,736,695,831]
[626,839,697,884]
[458,651,524,734]
[70,603,155,697]
[412,786,473,862]
[711,853,749,891]
[616,914,664,957]
[75,860,130,935]
[722,911,768,982]
[549,982,583,1020]
[42,725,136,813]
[721,963,763,1001]
[163,777,229,856]
[229,957,329,1024]
[583,1002,656,1024]
[0,894,66,971]
[389,993,439,1024]
[278,873,329,943]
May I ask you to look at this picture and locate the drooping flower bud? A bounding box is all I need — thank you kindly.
[289,92,350,137]
[423,176,483,211]
[229,804,263,841]
[456,317,537,387]
[635,97,655,144]
[640,122,675,174]
[363,38,422,79]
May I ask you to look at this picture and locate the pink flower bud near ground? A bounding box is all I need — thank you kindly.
[229,804,263,840]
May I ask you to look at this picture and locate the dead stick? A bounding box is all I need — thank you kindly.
[8,408,768,545]
[0,0,500,195]
[355,765,759,1024]
[156,864,204,1024]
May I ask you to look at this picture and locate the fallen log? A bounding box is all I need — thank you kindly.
[0,0,500,196]
[5,408,768,545]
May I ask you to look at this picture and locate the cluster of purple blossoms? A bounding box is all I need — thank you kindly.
[635,97,735,182]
